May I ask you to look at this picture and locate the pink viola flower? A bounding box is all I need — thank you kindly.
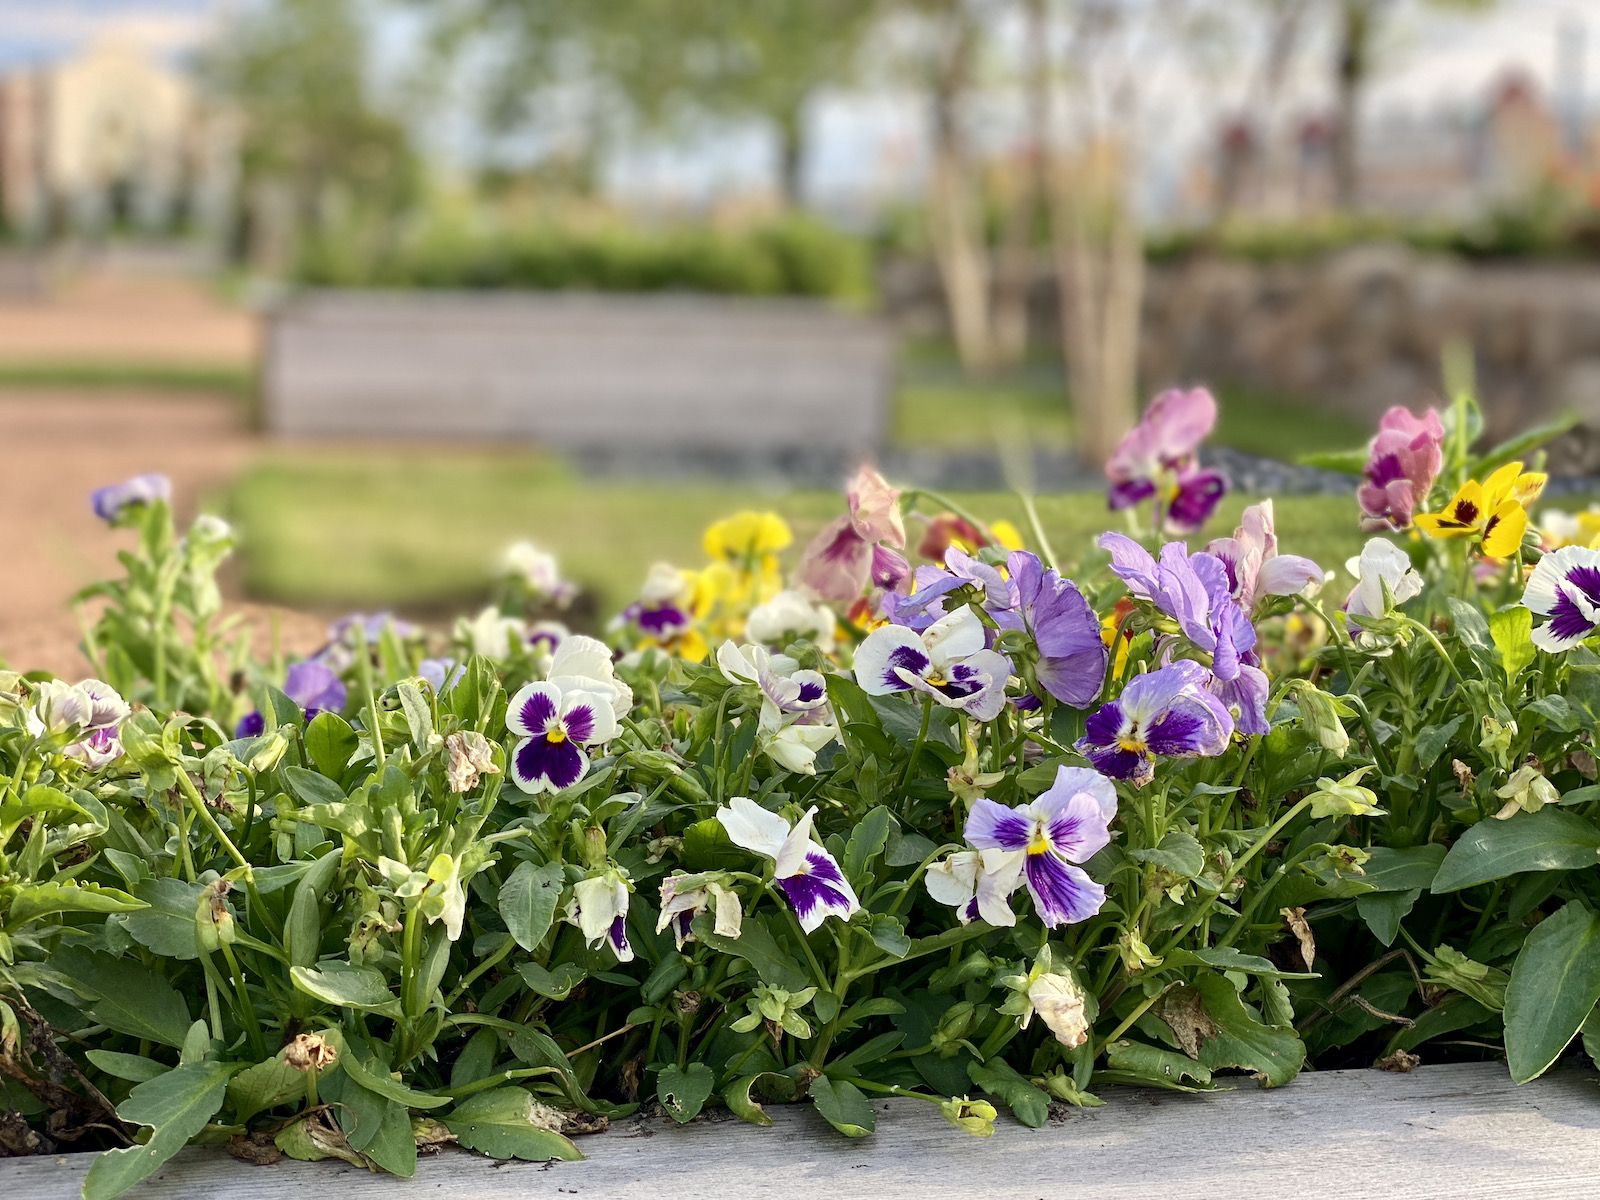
[796,466,911,604]
[1358,406,1444,531]
[1204,500,1323,611]
[1105,388,1227,535]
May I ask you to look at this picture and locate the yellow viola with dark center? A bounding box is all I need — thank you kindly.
[1415,460,1544,559]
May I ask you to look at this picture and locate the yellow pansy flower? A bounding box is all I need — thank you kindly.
[1413,461,1546,558]
[703,511,792,562]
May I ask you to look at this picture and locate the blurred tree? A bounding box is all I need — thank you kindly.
[199,0,418,272]
[414,0,884,206]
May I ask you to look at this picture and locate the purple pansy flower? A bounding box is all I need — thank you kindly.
[716,797,859,933]
[91,473,171,522]
[1105,388,1228,535]
[1522,545,1600,652]
[506,681,619,794]
[796,466,911,604]
[1076,661,1234,786]
[1008,551,1107,707]
[419,657,465,693]
[962,766,1116,927]
[854,606,1012,721]
[885,547,1015,632]
[1359,407,1444,531]
[1203,501,1323,612]
[235,660,349,738]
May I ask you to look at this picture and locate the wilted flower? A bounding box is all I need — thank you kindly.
[1414,461,1546,558]
[235,660,348,738]
[1358,406,1444,531]
[999,944,1092,1046]
[1521,544,1600,652]
[1105,387,1227,534]
[941,1097,998,1138]
[1344,538,1423,630]
[716,797,859,933]
[284,1032,337,1073]
[1494,761,1560,819]
[796,466,909,603]
[656,872,743,949]
[91,473,171,522]
[566,872,633,962]
[1305,766,1385,818]
[445,731,499,793]
[744,589,837,653]
[506,679,618,794]
[1077,661,1234,786]
[946,732,1006,805]
[963,766,1115,927]
[854,606,1012,720]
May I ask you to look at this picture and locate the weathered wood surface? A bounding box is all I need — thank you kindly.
[263,291,892,452]
[7,1062,1600,1199]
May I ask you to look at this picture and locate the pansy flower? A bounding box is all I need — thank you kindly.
[886,547,1014,633]
[796,466,911,603]
[91,473,171,522]
[745,588,838,653]
[1358,406,1444,531]
[1204,501,1323,612]
[1105,387,1227,534]
[498,540,578,606]
[1522,544,1600,652]
[656,872,743,949]
[716,797,859,933]
[925,848,1027,926]
[962,766,1115,927]
[1343,538,1423,630]
[1077,661,1234,786]
[506,680,619,794]
[1414,461,1546,558]
[1008,551,1108,707]
[614,562,700,653]
[235,661,348,738]
[566,873,633,962]
[717,641,839,773]
[854,606,1013,720]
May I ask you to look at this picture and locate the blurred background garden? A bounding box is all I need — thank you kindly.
[0,0,1598,671]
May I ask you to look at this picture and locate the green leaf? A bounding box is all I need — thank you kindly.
[85,1051,168,1084]
[681,818,746,873]
[808,1075,875,1137]
[1413,717,1464,772]
[724,1074,776,1127]
[656,1063,714,1123]
[1296,447,1367,474]
[1105,1040,1214,1088]
[396,681,435,750]
[53,946,192,1048]
[1474,412,1580,475]
[694,913,811,991]
[843,806,891,887]
[867,913,911,959]
[824,674,882,732]
[1503,902,1600,1084]
[228,1051,318,1124]
[1356,889,1421,947]
[825,1031,904,1075]
[498,861,564,952]
[285,849,343,969]
[1432,809,1600,893]
[82,1061,234,1200]
[358,1098,418,1178]
[1582,1005,1600,1070]
[1385,994,1494,1055]
[7,881,144,926]
[443,1088,584,1161]
[118,877,204,960]
[1360,845,1447,891]
[290,962,403,1017]
[1163,947,1316,979]
[516,961,586,1001]
[326,1031,449,1108]
[1129,831,1205,879]
[1447,598,1494,662]
[968,1059,1050,1128]
[283,765,345,807]
[304,711,359,778]
[1193,973,1305,1088]
[1490,607,1536,682]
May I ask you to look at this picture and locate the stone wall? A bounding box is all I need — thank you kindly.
[880,246,1600,469]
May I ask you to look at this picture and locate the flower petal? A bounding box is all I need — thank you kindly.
[717,796,792,861]
[965,798,1033,852]
[507,682,561,737]
[854,624,929,695]
[777,849,859,933]
[1023,855,1106,927]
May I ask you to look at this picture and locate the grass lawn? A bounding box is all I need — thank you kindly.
[225,446,1374,617]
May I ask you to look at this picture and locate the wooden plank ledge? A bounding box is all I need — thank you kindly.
[5,1062,1598,1199]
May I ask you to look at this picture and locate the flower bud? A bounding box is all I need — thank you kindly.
[194,878,236,952]
[1295,684,1350,759]
[941,1097,997,1138]
[932,1001,979,1056]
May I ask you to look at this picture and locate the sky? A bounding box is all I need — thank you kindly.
[0,0,1592,212]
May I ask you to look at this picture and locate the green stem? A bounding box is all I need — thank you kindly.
[900,695,934,792]
[355,623,385,768]
[1093,984,1173,1059]
[176,770,252,874]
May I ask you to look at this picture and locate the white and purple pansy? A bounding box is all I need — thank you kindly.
[925,848,1026,926]
[854,606,1012,721]
[716,797,859,933]
[566,873,633,962]
[506,681,619,794]
[547,634,634,716]
[717,642,839,774]
[962,766,1116,927]
[656,872,743,950]
[1076,660,1234,787]
[1522,544,1600,652]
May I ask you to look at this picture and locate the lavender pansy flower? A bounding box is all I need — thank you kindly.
[566,873,633,962]
[234,660,348,738]
[419,657,465,694]
[1077,661,1234,786]
[1008,551,1107,707]
[854,606,1013,721]
[1105,388,1228,534]
[717,797,859,933]
[1099,533,1256,680]
[506,680,619,794]
[1204,501,1323,611]
[796,466,911,603]
[31,678,130,766]
[1359,406,1444,531]
[1522,544,1600,652]
[886,548,1016,632]
[963,766,1116,927]
[91,473,171,522]
[925,848,1026,926]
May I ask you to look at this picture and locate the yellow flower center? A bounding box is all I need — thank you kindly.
[1027,830,1051,856]
[1118,735,1146,754]
[547,729,567,744]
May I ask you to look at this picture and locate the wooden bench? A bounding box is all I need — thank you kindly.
[262,292,893,455]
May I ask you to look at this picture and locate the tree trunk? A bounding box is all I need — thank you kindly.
[776,105,806,208]
[1332,0,1376,212]
[990,0,1050,369]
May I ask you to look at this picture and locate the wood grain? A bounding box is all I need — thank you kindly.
[6,1062,1599,1199]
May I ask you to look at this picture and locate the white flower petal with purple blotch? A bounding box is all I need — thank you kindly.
[716,795,793,860]
[1523,544,1600,652]
[925,848,1026,926]
[568,875,633,963]
[506,681,616,795]
[777,849,860,934]
[853,624,930,695]
[714,798,858,932]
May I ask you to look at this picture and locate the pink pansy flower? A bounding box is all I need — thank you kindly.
[1105,387,1228,535]
[796,465,911,603]
[1204,500,1324,611]
[1358,406,1444,531]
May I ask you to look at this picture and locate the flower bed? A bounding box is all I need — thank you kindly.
[3,385,1598,1198]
